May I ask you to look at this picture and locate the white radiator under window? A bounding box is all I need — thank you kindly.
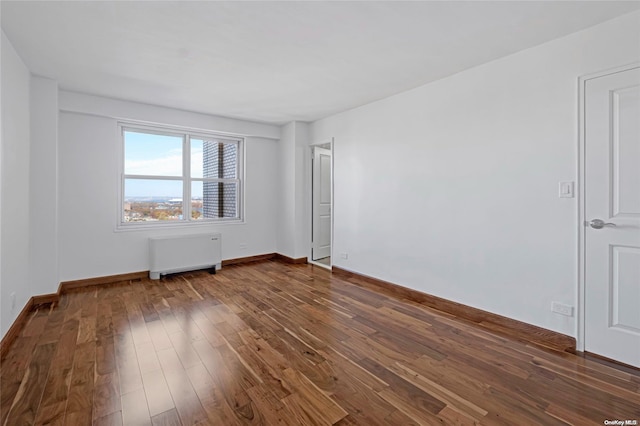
[149,233,222,279]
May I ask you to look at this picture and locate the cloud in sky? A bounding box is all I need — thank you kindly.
[123,131,216,197]
[125,147,203,177]
[126,153,182,176]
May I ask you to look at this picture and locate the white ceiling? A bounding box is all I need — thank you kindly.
[2,1,639,124]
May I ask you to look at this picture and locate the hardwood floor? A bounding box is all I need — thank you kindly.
[314,257,331,267]
[1,260,638,425]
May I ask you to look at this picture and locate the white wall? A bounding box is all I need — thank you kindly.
[58,94,279,281]
[309,11,640,337]
[60,91,280,140]
[276,121,309,259]
[277,123,296,256]
[294,123,310,259]
[29,76,59,296]
[1,30,31,337]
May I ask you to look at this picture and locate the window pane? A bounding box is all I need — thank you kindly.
[191,139,237,179]
[124,179,183,222]
[191,181,237,219]
[124,130,183,176]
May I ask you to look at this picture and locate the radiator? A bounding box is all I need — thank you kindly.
[149,233,222,280]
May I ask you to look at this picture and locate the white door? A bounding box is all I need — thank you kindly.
[584,66,640,367]
[312,147,331,261]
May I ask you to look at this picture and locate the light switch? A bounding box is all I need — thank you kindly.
[559,181,574,198]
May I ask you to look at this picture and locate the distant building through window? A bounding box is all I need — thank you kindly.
[203,141,238,219]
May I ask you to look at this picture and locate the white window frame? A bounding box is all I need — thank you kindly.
[116,122,244,230]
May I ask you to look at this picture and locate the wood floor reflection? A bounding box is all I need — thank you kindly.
[1,260,638,425]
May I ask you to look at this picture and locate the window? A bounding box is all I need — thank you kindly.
[120,124,243,227]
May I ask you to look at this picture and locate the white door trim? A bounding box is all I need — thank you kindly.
[577,62,640,352]
[308,138,334,270]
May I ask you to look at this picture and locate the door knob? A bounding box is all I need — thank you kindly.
[588,219,616,229]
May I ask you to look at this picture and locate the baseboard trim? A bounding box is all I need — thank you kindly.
[332,266,576,353]
[32,293,59,306]
[275,254,308,264]
[0,298,34,360]
[222,253,276,266]
[59,271,148,292]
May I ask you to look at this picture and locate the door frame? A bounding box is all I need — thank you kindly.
[577,62,640,352]
[308,138,334,270]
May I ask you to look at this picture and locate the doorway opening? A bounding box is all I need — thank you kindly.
[310,141,332,270]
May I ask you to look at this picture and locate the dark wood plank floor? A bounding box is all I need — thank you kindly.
[1,260,639,425]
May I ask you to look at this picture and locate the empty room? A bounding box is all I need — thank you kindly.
[1,1,639,425]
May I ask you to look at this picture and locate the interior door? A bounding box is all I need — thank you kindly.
[584,66,640,367]
[312,147,331,261]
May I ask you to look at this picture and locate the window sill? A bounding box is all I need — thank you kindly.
[114,219,245,232]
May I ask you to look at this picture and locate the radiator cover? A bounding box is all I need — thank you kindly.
[149,233,222,279]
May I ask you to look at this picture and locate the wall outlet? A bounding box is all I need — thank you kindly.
[340,253,348,260]
[551,301,573,317]
[10,292,16,313]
